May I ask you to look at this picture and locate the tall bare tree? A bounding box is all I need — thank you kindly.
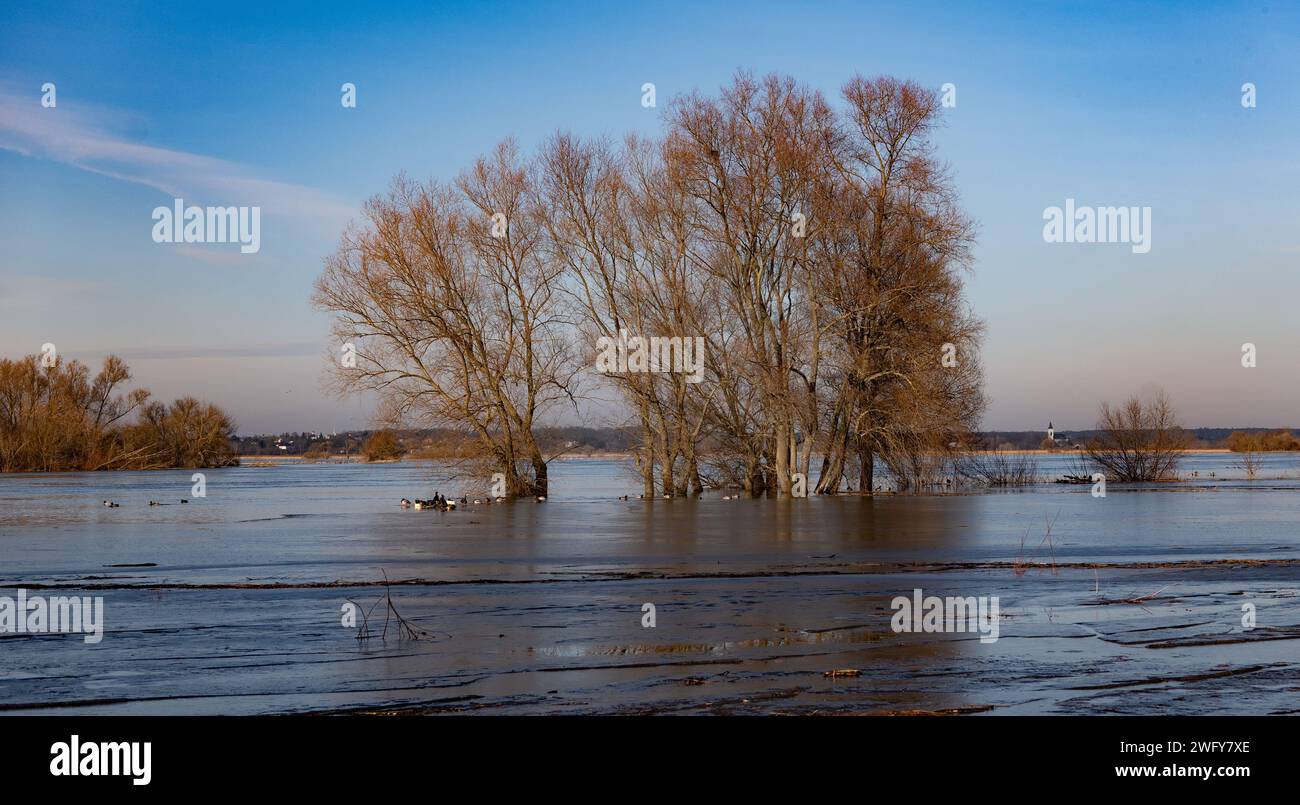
[313,142,578,496]
[666,72,836,494]
[315,73,984,499]
[540,132,718,497]
[812,75,983,493]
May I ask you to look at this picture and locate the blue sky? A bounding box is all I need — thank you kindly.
[3,0,1299,433]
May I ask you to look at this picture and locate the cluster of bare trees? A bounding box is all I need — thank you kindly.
[315,72,985,497]
[0,353,237,472]
[1226,429,1300,452]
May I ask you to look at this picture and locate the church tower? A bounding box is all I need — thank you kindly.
[1047,422,1055,442]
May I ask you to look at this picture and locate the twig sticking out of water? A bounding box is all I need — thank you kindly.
[1013,510,1061,577]
[1093,585,1177,614]
[349,570,442,642]
[1121,585,1170,605]
[379,570,439,640]
[347,596,378,641]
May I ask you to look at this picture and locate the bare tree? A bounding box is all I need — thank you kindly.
[1230,432,1264,480]
[125,396,238,469]
[812,75,983,493]
[313,142,578,497]
[314,73,985,499]
[1085,390,1190,482]
[539,133,714,497]
[664,73,836,495]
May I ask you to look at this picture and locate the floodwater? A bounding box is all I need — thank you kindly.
[1,454,1298,715]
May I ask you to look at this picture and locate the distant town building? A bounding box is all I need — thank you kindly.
[1045,421,1075,448]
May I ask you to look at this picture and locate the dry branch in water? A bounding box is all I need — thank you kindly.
[1013,511,1060,577]
[350,572,443,642]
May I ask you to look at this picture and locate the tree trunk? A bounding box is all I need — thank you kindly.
[815,403,851,494]
[860,445,874,493]
[775,422,792,495]
[531,451,548,496]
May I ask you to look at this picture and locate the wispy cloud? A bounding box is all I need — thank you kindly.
[0,82,356,228]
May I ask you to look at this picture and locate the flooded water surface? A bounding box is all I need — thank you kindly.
[2,456,1298,715]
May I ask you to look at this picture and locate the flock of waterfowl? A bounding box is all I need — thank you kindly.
[400,493,458,511]
[399,492,547,511]
[100,491,759,512]
[394,492,761,508]
[101,499,189,507]
[617,493,742,500]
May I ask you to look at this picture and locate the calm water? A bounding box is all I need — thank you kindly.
[2,455,1298,715]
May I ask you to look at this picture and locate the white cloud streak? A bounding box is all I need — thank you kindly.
[0,83,356,229]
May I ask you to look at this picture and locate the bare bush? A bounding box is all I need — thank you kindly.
[1084,390,1189,482]
[1230,433,1264,480]
[956,445,1039,487]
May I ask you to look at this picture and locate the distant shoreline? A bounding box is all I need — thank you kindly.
[970,448,1234,456]
[238,448,1245,465]
[0,447,1255,475]
[238,452,639,465]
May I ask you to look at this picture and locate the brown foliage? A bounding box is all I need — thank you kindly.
[1226,429,1300,452]
[362,429,403,462]
[315,72,985,497]
[313,142,577,496]
[0,354,236,472]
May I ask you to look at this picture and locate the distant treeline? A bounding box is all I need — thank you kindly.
[1222,429,1300,452]
[234,426,635,458]
[982,428,1300,451]
[0,354,238,472]
[245,426,1300,458]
